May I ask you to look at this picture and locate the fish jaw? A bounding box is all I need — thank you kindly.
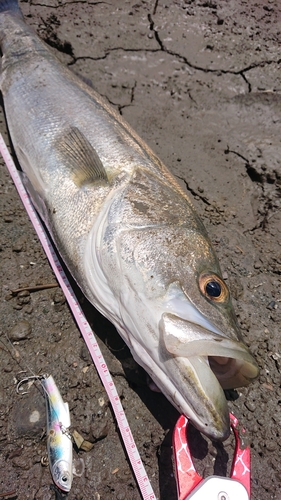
[123,328,231,441]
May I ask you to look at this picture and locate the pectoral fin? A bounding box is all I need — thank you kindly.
[57,127,108,186]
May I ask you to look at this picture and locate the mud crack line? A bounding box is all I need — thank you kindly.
[176,175,211,206]
[224,147,264,184]
[147,12,281,92]
[98,81,137,115]
[34,1,108,8]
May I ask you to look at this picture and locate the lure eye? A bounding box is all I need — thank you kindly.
[199,273,229,302]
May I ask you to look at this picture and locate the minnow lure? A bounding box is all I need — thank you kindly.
[41,375,73,492]
[17,373,73,491]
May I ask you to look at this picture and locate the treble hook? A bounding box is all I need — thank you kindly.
[16,374,48,395]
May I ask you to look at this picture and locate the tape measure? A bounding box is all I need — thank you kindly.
[0,134,157,500]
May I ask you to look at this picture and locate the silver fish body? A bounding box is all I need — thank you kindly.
[41,375,73,492]
[0,1,258,440]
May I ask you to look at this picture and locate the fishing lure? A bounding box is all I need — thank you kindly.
[41,375,73,492]
[17,374,73,492]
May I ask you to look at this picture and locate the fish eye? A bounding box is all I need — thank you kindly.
[206,280,221,297]
[199,273,229,302]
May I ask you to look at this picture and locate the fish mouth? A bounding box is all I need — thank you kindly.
[159,312,259,440]
[161,312,259,389]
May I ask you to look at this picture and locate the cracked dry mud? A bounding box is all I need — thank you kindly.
[0,1,281,499]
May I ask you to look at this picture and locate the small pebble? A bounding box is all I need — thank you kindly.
[65,353,78,366]
[4,215,13,222]
[13,304,23,310]
[69,376,79,388]
[80,343,92,363]
[12,455,33,470]
[17,290,31,305]
[265,440,277,452]
[24,305,33,314]
[91,420,109,441]
[12,235,27,252]
[267,300,276,310]
[244,400,256,412]
[35,486,53,500]
[53,288,66,305]
[29,410,40,424]
[8,448,23,459]
[3,359,12,373]
[9,320,32,341]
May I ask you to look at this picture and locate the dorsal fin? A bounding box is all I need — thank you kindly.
[57,127,108,186]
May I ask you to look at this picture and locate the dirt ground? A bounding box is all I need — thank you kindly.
[0,0,281,499]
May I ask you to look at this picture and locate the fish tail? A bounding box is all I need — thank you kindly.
[0,0,22,17]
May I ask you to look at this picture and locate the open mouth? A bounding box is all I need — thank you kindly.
[158,312,259,440]
[161,312,259,390]
[208,355,255,389]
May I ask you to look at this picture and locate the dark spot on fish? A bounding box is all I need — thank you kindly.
[132,200,149,214]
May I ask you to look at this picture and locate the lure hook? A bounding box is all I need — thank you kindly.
[16,374,48,395]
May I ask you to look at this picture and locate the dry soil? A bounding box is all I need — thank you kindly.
[0,1,281,499]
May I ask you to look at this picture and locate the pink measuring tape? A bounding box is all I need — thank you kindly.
[0,134,156,500]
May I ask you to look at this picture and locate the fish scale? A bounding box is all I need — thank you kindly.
[0,0,258,441]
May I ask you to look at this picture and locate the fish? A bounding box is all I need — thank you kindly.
[41,375,73,492]
[0,0,259,440]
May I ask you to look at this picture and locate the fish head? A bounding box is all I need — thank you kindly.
[51,459,73,492]
[89,169,259,440]
[115,224,259,440]
[161,229,259,388]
